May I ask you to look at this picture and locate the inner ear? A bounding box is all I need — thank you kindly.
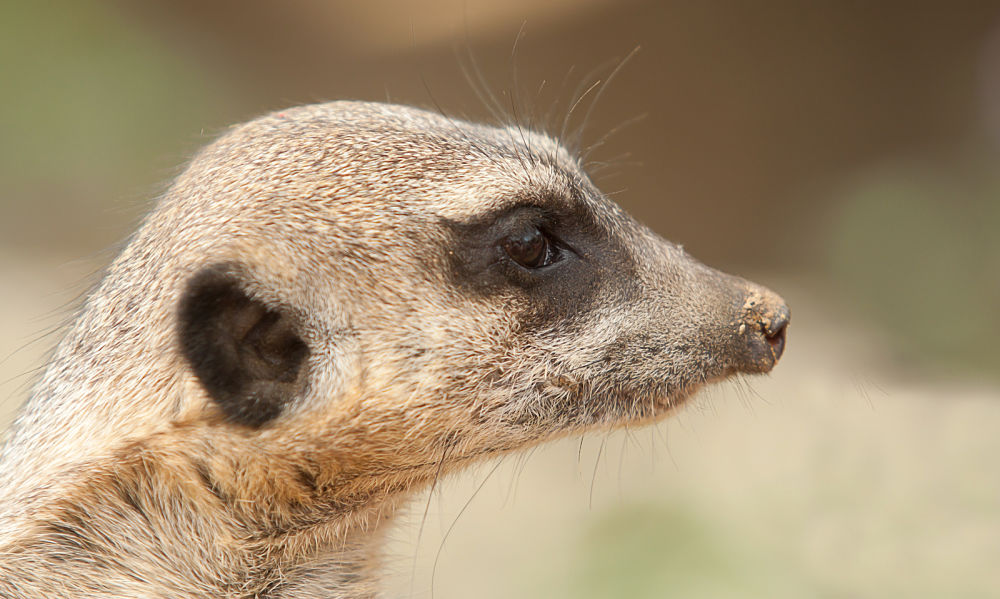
[178,264,309,427]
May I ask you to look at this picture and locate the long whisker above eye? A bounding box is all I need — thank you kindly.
[570,46,641,154]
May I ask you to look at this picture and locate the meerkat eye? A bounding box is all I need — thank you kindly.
[502,227,558,269]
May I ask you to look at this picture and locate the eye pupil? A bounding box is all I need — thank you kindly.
[503,228,549,269]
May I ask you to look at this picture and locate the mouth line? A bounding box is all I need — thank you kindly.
[647,367,748,411]
[637,378,715,420]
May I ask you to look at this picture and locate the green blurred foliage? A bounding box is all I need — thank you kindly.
[826,160,1000,378]
[0,0,235,247]
[565,503,804,599]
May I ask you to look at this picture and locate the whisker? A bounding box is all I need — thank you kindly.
[571,46,641,154]
[560,79,602,152]
[430,459,504,598]
[409,443,450,596]
[588,436,606,510]
[581,113,648,162]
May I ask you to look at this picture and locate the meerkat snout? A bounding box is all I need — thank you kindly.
[0,101,788,597]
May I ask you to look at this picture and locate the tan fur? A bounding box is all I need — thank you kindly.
[0,102,787,597]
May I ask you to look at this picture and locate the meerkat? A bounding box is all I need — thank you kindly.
[0,101,788,598]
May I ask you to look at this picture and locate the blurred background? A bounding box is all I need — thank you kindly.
[1,1,998,597]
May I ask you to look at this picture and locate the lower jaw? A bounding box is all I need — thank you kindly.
[616,369,741,425]
[567,383,708,431]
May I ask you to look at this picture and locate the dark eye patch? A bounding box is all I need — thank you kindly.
[439,194,624,329]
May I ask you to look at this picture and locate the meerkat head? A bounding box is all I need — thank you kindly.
[0,100,789,597]
[165,101,788,485]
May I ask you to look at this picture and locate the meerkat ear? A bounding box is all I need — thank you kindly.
[178,264,310,427]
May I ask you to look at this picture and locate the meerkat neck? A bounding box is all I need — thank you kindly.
[0,424,399,598]
[0,253,185,508]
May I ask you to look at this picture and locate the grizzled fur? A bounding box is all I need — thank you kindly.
[0,102,788,597]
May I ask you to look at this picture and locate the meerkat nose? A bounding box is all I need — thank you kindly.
[734,286,790,373]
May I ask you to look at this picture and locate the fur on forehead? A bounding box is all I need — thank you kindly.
[190,101,588,221]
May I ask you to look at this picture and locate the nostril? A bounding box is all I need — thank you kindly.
[764,310,789,361]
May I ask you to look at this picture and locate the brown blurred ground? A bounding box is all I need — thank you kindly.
[2,1,999,597]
